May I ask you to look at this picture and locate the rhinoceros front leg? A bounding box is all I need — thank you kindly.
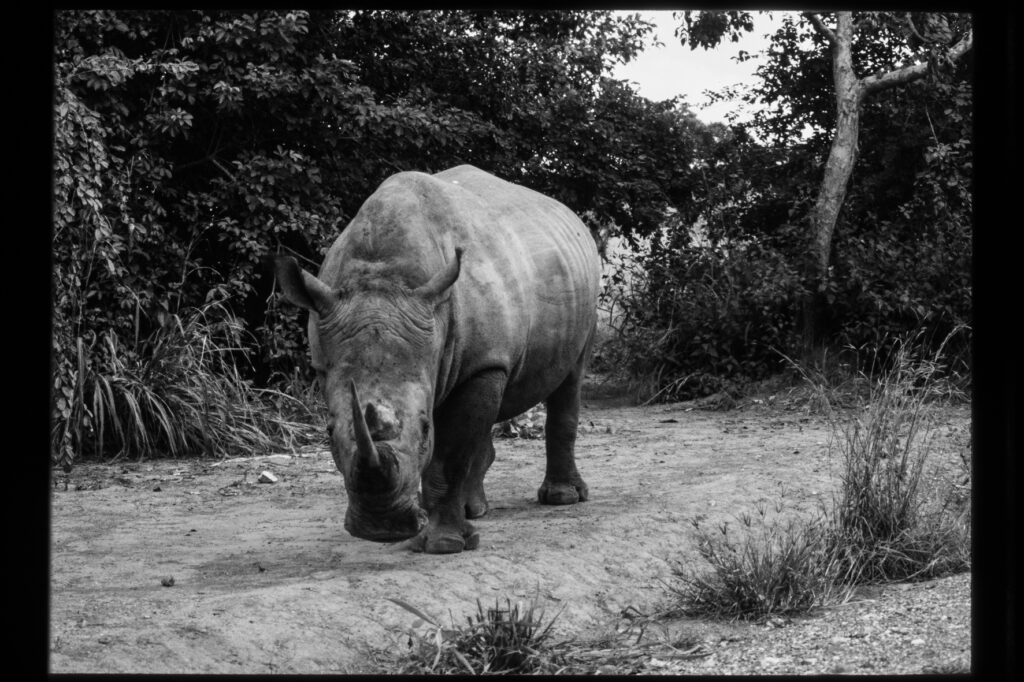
[538,362,589,505]
[420,438,493,519]
[410,370,506,554]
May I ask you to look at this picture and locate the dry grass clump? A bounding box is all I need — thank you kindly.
[666,330,971,621]
[667,496,852,621]
[388,596,566,674]
[824,332,971,584]
[382,596,709,675]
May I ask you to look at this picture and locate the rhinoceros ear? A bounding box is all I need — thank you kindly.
[274,256,336,317]
[414,247,463,303]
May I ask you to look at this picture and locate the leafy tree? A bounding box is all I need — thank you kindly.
[673,11,972,362]
[53,9,708,461]
[797,12,971,358]
[598,10,973,402]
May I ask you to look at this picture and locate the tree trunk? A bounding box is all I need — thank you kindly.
[799,12,972,365]
[801,92,863,355]
[801,12,863,363]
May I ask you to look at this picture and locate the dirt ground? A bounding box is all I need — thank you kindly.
[48,393,971,674]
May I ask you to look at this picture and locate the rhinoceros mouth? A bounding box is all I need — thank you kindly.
[344,500,427,542]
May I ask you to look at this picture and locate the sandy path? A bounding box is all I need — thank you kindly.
[49,401,967,673]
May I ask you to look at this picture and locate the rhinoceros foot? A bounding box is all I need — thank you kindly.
[465,488,489,519]
[408,521,480,554]
[537,478,589,505]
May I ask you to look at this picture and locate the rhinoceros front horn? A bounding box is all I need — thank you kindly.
[349,380,380,471]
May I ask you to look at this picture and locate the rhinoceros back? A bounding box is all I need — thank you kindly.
[319,165,600,416]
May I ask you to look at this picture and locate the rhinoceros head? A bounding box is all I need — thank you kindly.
[274,249,462,542]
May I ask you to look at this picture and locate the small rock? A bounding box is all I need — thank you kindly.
[911,638,926,646]
[258,471,278,484]
[152,485,161,492]
[160,576,175,587]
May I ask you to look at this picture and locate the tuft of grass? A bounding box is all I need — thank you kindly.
[665,329,970,621]
[56,301,322,461]
[774,346,871,416]
[667,497,851,621]
[824,330,971,584]
[381,596,710,675]
[388,596,566,675]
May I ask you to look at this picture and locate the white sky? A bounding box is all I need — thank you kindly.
[611,10,793,124]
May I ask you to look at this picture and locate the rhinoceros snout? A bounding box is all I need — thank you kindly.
[344,503,426,542]
[364,401,402,442]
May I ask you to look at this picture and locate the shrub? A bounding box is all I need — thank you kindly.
[823,331,972,584]
[601,236,803,403]
[388,596,565,675]
[667,497,848,621]
[51,301,321,462]
[665,331,970,620]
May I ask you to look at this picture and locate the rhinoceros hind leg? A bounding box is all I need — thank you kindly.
[538,353,589,506]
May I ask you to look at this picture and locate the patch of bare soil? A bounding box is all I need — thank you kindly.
[49,399,970,674]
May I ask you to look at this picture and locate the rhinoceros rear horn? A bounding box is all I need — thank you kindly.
[414,247,463,302]
[274,256,336,317]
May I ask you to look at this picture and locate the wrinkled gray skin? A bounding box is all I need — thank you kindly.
[275,165,600,554]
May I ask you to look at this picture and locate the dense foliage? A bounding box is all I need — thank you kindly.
[52,9,706,461]
[52,9,972,460]
[604,11,971,401]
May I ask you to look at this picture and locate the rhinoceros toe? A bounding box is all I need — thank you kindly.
[538,479,589,505]
[408,523,480,554]
[465,492,489,519]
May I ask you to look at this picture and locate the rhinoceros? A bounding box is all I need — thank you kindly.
[274,165,600,553]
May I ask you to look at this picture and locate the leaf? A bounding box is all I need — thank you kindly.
[387,598,440,628]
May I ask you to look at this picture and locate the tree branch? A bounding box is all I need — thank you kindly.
[904,12,928,45]
[173,152,219,173]
[803,12,837,45]
[861,29,972,95]
[211,158,238,183]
